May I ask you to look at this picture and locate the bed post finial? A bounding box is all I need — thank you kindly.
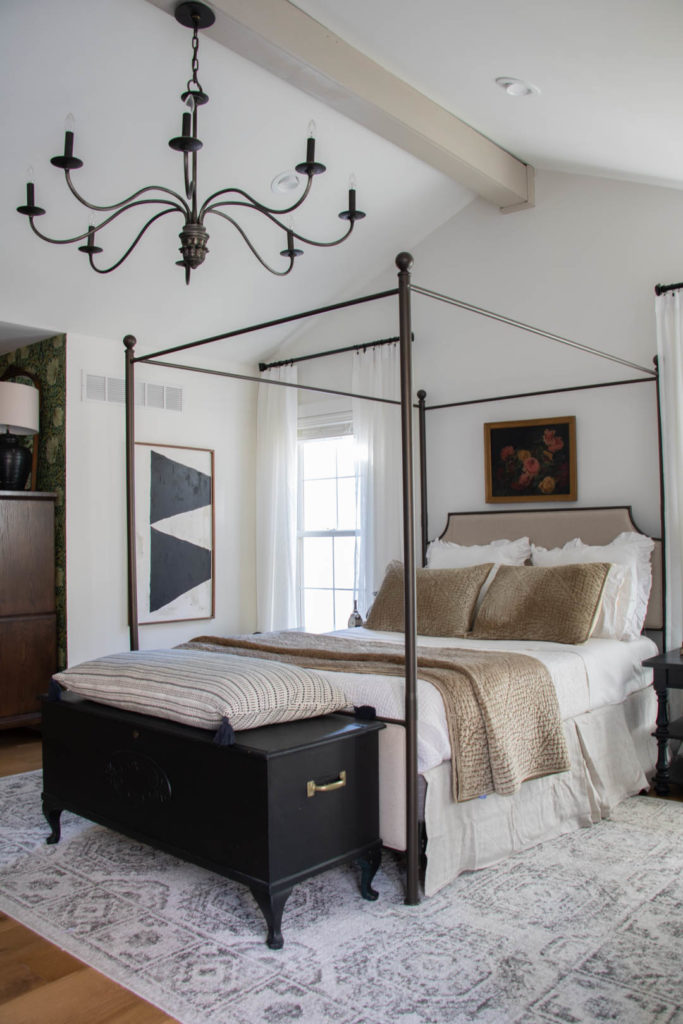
[123,334,136,350]
[396,251,414,272]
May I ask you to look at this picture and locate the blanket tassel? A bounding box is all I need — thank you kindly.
[47,679,62,702]
[214,716,235,746]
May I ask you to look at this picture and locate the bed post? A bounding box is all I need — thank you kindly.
[417,390,428,566]
[396,252,419,905]
[654,354,667,649]
[124,336,139,651]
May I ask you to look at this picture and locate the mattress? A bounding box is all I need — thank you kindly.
[328,628,659,773]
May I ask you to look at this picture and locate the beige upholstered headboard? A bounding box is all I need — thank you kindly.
[437,506,663,631]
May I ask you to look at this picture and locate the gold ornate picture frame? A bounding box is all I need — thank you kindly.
[484,416,577,503]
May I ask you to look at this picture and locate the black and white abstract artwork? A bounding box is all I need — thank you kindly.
[135,444,214,623]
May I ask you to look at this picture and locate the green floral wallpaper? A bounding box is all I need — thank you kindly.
[0,335,67,668]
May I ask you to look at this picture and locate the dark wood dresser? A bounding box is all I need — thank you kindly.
[0,491,56,728]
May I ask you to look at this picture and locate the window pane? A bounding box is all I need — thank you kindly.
[303,536,333,589]
[334,590,355,630]
[304,479,337,530]
[337,477,357,530]
[336,436,356,477]
[298,433,359,635]
[334,536,356,589]
[304,588,334,633]
[302,438,336,480]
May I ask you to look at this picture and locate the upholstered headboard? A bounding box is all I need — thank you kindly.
[437,506,663,631]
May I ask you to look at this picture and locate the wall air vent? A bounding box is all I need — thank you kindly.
[82,373,182,412]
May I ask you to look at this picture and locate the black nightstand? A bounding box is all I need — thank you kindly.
[642,649,683,795]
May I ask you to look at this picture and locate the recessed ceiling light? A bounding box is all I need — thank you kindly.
[271,170,302,194]
[495,77,540,97]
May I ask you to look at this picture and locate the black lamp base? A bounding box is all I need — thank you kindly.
[0,434,32,490]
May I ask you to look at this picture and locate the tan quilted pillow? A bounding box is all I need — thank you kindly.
[364,561,493,637]
[471,563,611,644]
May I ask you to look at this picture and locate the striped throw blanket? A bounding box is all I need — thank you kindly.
[52,647,348,735]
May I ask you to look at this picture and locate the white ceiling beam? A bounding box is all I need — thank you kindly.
[146,0,534,210]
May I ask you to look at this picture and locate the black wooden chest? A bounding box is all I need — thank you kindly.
[41,694,384,947]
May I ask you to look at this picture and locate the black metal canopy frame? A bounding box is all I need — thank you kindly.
[123,252,664,907]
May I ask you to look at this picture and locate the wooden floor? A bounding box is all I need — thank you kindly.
[0,728,179,1024]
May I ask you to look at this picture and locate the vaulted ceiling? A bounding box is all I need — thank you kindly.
[2,0,681,364]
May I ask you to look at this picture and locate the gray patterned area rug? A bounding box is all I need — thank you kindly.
[1,772,682,1024]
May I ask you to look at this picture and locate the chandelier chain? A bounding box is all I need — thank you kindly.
[188,23,201,94]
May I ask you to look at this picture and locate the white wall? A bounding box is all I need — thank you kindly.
[288,169,682,543]
[59,168,683,659]
[409,170,678,539]
[66,333,257,664]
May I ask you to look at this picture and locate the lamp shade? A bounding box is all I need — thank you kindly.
[0,381,39,435]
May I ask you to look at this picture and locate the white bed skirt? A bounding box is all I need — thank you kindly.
[378,686,656,897]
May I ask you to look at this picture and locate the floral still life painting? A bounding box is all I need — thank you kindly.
[484,416,577,503]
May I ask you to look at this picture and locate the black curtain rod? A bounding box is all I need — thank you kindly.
[425,373,656,412]
[655,282,683,295]
[258,333,414,372]
[134,287,400,364]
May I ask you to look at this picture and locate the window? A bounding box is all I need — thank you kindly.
[298,434,358,633]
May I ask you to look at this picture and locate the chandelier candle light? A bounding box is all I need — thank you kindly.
[17,1,365,285]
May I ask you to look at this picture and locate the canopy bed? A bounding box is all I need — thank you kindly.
[44,253,665,923]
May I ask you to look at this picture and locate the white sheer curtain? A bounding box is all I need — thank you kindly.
[352,343,402,617]
[256,364,298,631]
[656,290,683,652]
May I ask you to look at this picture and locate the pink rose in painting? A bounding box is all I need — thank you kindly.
[516,472,532,488]
[543,428,556,445]
[523,457,540,477]
[546,435,564,452]
[500,445,515,460]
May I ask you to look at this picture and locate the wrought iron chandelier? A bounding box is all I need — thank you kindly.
[17,1,365,285]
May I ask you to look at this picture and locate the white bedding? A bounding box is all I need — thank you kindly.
[328,628,658,773]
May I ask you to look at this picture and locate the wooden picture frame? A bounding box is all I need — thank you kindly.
[135,442,215,623]
[484,416,577,503]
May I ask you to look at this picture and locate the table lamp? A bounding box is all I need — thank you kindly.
[0,380,40,490]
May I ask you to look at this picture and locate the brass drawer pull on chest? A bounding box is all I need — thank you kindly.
[307,769,346,798]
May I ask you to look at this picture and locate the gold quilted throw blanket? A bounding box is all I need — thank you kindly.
[182,632,570,803]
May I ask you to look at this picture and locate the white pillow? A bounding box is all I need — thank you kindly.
[426,536,531,606]
[531,531,654,640]
[426,536,531,569]
[571,532,654,638]
[531,544,633,639]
